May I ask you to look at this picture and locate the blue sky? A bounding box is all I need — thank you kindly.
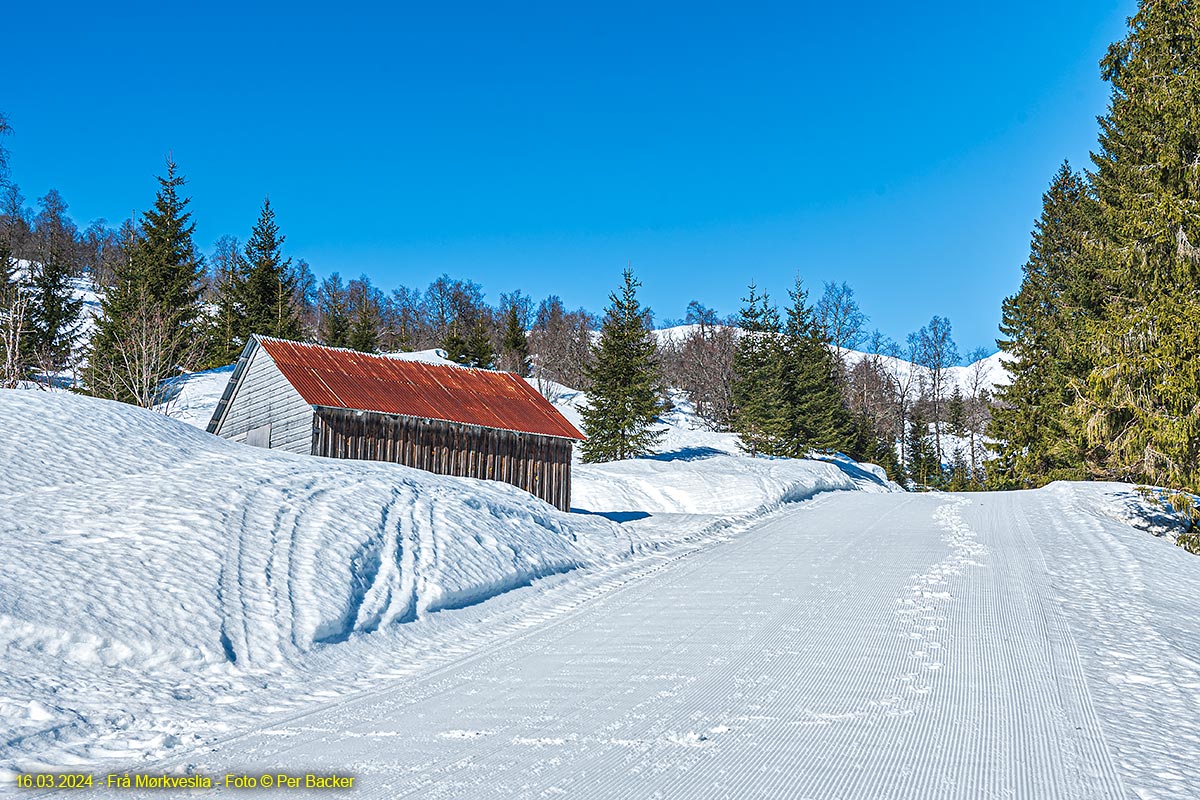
[4,1,1133,356]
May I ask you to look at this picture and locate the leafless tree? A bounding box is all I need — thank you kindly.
[87,285,205,408]
[0,285,29,388]
[529,295,596,394]
[910,316,959,465]
[0,178,30,387]
[80,219,129,291]
[659,301,737,429]
[382,285,429,351]
[962,346,994,482]
[816,281,867,368]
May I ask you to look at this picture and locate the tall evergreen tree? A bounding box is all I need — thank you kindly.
[500,301,530,375]
[238,197,300,340]
[348,302,379,352]
[317,272,351,347]
[988,164,1099,488]
[345,275,383,353]
[777,277,849,455]
[463,316,494,368]
[580,268,665,462]
[88,160,204,404]
[947,385,966,438]
[905,406,939,489]
[26,190,83,372]
[1070,0,1200,490]
[441,321,469,364]
[135,158,204,326]
[730,282,784,456]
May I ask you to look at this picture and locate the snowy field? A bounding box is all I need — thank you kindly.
[0,384,892,785]
[195,487,1194,800]
[4,354,1200,798]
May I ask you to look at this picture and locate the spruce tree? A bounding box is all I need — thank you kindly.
[989,163,1098,488]
[318,273,351,347]
[239,197,300,340]
[134,158,204,326]
[348,302,379,353]
[26,190,83,372]
[948,446,971,492]
[464,317,494,368]
[947,385,966,438]
[580,268,665,462]
[1069,0,1200,490]
[731,282,784,456]
[777,276,850,455]
[501,303,530,375]
[88,160,204,404]
[441,321,469,364]
[905,406,938,489]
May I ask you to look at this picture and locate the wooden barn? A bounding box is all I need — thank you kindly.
[206,335,584,511]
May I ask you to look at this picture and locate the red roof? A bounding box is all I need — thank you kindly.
[256,337,584,440]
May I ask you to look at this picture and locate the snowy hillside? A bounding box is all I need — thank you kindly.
[0,390,620,769]
[162,368,899,517]
[654,324,1011,394]
[0,385,894,773]
[841,347,1011,394]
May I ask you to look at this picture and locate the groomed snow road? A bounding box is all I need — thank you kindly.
[96,489,1200,799]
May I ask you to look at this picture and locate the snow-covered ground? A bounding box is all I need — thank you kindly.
[16,483,1200,799]
[0,380,894,778]
[8,354,1200,798]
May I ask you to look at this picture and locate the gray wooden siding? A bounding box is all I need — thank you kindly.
[214,346,314,454]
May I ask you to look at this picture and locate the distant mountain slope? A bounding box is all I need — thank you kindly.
[654,324,1010,394]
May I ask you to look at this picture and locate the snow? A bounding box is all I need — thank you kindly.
[157,365,234,428]
[0,383,893,777]
[7,348,1200,797]
[841,347,1012,394]
[21,485,1200,799]
[383,347,460,366]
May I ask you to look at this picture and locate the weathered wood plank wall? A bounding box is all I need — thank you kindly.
[312,409,574,511]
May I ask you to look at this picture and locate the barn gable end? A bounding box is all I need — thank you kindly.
[207,340,315,454]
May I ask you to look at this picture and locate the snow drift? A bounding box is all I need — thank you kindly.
[0,390,626,670]
[0,379,897,772]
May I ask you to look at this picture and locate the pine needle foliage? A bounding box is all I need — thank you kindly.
[777,277,850,455]
[730,282,784,456]
[988,163,1100,488]
[238,198,300,341]
[1073,0,1200,491]
[580,268,665,462]
[88,160,204,404]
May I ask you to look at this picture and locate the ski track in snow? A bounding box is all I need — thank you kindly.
[49,489,1200,799]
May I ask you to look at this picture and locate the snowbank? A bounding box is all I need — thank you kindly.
[0,389,633,769]
[0,372,900,772]
[1,390,627,664]
[519,384,899,517]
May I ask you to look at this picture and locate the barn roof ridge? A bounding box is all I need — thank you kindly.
[250,335,585,441]
[250,334,468,367]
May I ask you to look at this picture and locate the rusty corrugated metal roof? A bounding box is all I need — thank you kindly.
[255,336,585,440]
